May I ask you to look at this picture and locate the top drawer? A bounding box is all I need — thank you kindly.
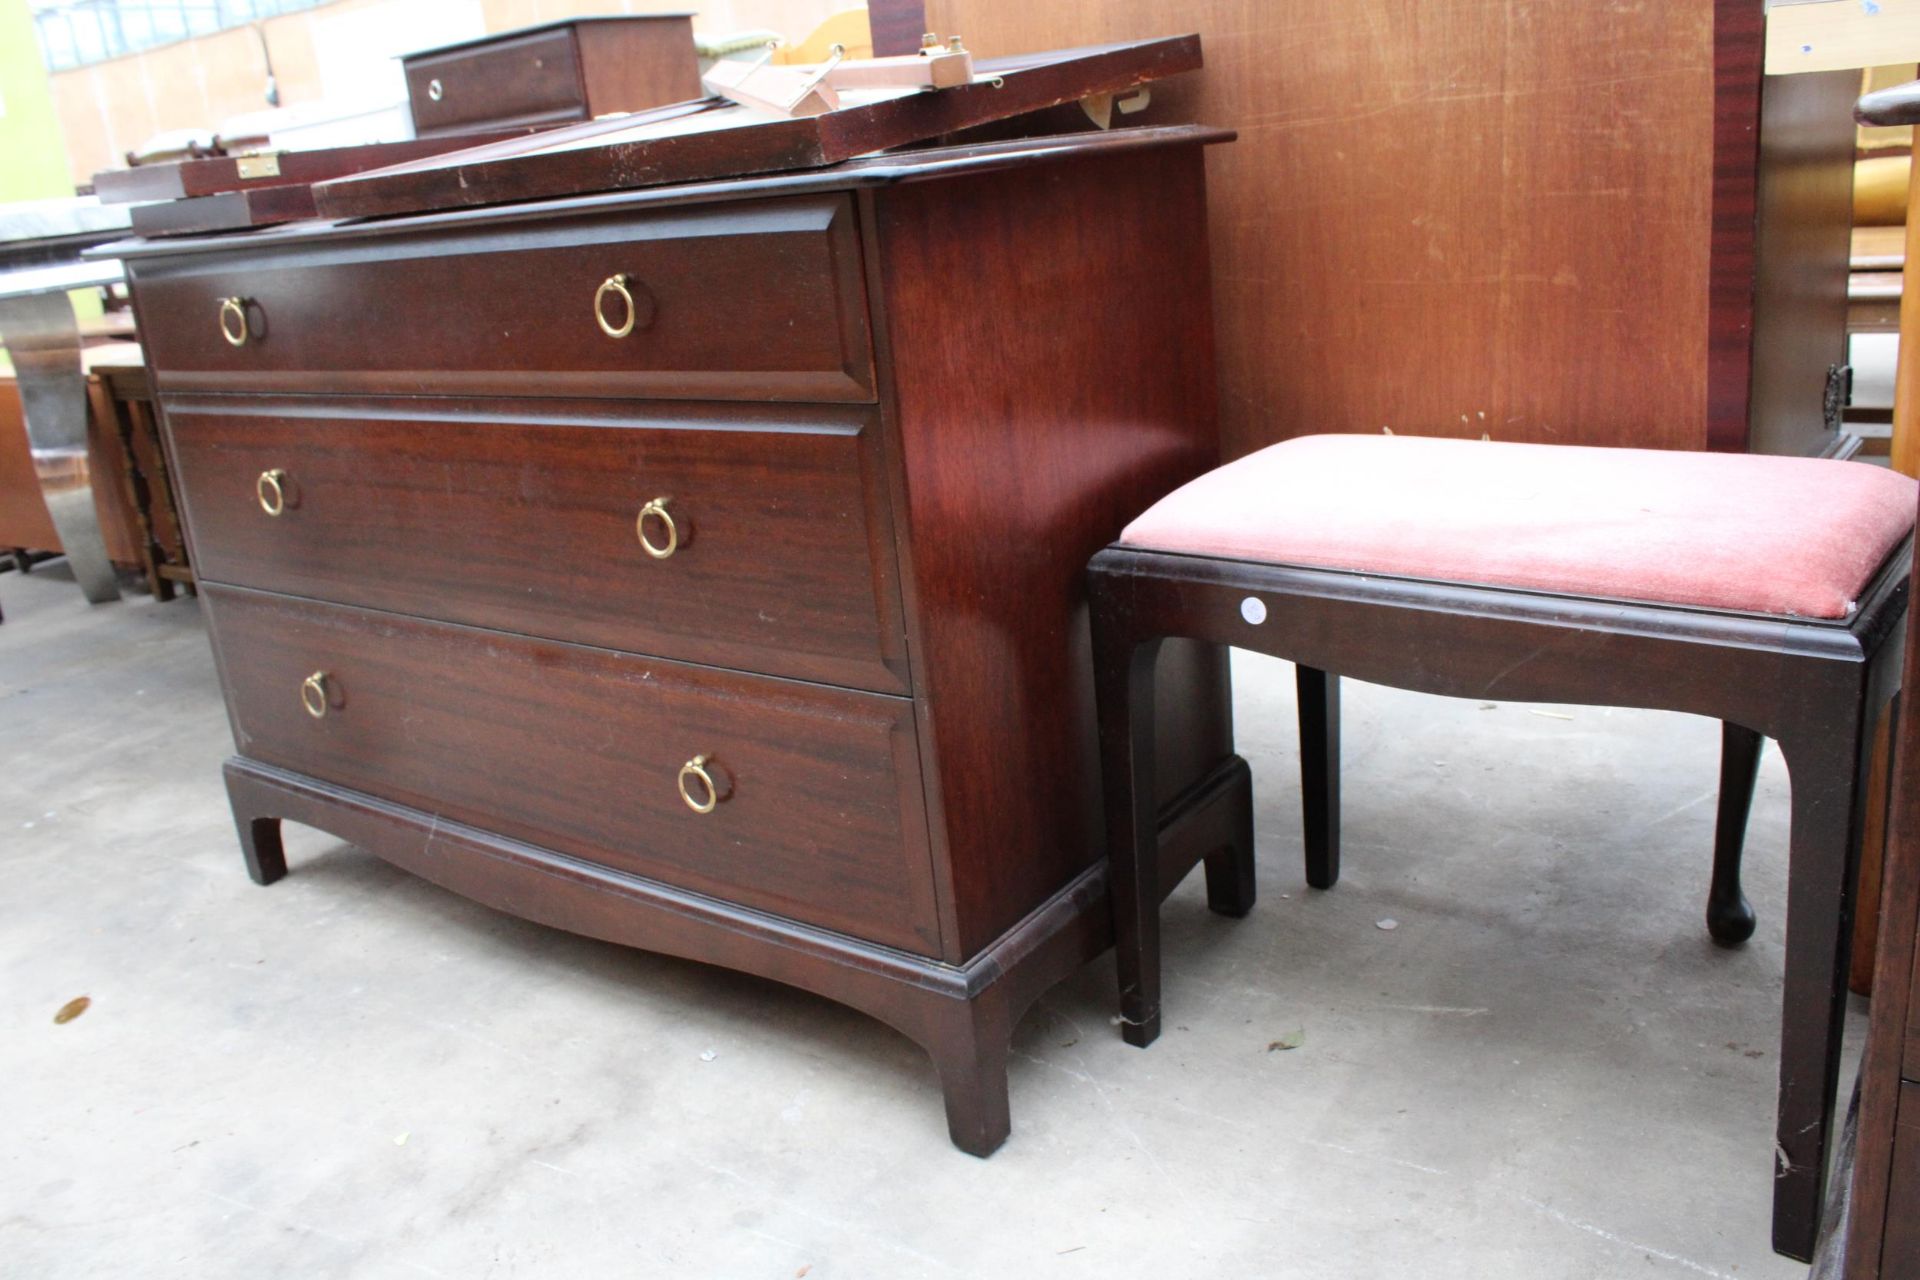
[405,28,584,135]
[131,196,875,403]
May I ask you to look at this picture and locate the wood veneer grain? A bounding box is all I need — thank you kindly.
[870,143,1233,957]
[920,0,1731,454]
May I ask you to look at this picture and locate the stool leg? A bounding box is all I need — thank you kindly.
[1770,711,1876,1262]
[1298,665,1341,889]
[1708,721,1763,946]
[1096,631,1165,1049]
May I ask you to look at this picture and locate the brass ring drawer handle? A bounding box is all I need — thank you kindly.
[218,296,251,347]
[257,468,289,516]
[595,273,638,338]
[300,671,331,719]
[636,496,677,558]
[678,754,721,814]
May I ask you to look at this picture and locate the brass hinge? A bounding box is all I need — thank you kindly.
[234,151,283,180]
[1823,363,1853,435]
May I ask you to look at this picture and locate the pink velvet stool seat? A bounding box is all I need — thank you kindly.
[1088,433,1915,1262]
[1121,434,1918,620]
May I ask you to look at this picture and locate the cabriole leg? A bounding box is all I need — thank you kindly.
[1708,721,1764,946]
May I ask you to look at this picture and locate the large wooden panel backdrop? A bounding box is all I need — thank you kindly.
[890,1,1774,459]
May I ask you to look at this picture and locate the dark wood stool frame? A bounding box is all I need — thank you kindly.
[1090,541,1911,1263]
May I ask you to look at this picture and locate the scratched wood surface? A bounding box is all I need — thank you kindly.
[921,0,1717,456]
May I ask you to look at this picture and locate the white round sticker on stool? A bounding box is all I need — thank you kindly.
[1240,597,1267,625]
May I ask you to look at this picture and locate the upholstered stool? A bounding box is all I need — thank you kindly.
[1089,434,1916,1261]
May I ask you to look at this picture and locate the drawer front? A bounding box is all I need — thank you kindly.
[166,397,908,694]
[205,586,942,955]
[405,29,584,134]
[132,196,874,403]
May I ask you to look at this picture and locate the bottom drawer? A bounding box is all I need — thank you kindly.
[203,586,941,955]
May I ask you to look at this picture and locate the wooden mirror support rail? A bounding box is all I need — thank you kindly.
[309,38,1205,219]
[92,129,550,239]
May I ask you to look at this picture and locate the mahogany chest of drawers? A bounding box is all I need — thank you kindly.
[119,128,1247,1151]
[401,16,702,138]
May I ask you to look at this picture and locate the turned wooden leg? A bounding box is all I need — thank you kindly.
[1095,627,1165,1049]
[925,992,1013,1157]
[1708,721,1764,946]
[1297,665,1341,890]
[1771,711,1876,1262]
[1203,755,1257,917]
[232,801,287,886]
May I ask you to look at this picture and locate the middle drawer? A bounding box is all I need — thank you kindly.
[165,396,909,694]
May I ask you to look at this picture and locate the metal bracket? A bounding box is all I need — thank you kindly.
[235,151,283,180]
[1824,363,1853,436]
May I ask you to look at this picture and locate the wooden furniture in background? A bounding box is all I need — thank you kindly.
[1846,77,1920,1000]
[401,16,702,139]
[1835,506,1920,1274]
[1738,53,1860,458]
[0,205,136,604]
[119,124,1249,1153]
[0,347,192,599]
[0,377,66,567]
[1840,76,1920,1277]
[1894,82,1920,479]
[1851,225,1904,341]
[84,346,191,601]
[870,1,1855,458]
[0,368,133,574]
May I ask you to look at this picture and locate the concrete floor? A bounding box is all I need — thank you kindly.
[0,564,1860,1278]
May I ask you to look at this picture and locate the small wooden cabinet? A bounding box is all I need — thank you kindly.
[402,16,702,137]
[122,129,1248,1151]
